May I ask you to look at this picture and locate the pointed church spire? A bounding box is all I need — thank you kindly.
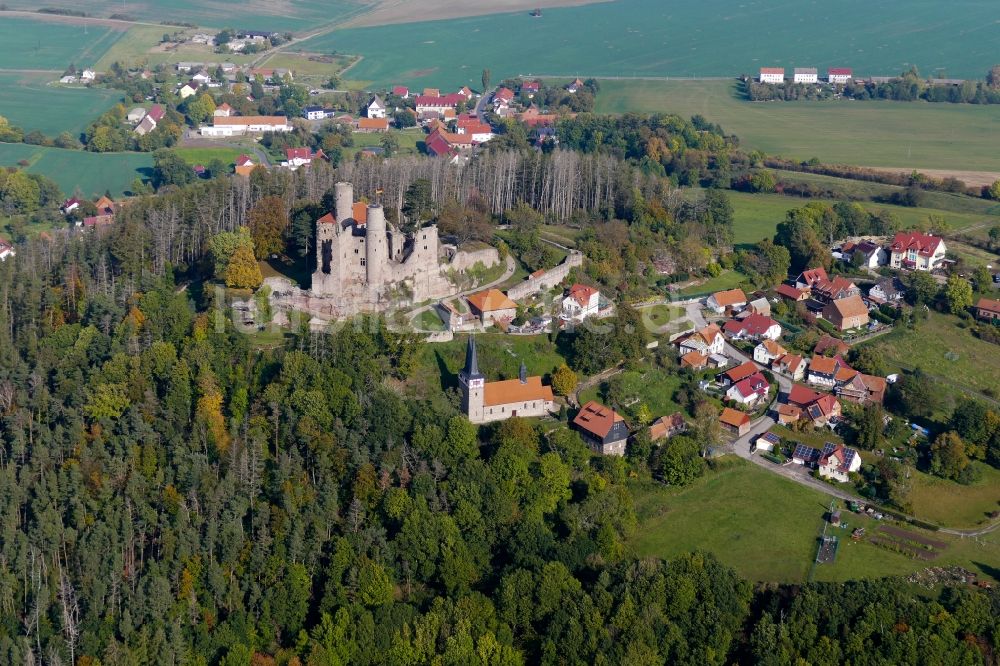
[519,360,528,384]
[462,335,482,379]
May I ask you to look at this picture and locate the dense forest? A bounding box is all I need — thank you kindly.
[1,157,1000,663]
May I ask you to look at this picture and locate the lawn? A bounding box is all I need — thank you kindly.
[0,143,151,197]
[629,457,1000,582]
[173,147,245,166]
[0,16,125,70]
[677,269,748,297]
[345,129,423,158]
[908,464,1000,529]
[641,304,685,329]
[861,311,1000,398]
[578,367,684,420]
[595,79,1000,172]
[256,52,358,81]
[0,73,124,137]
[407,332,567,397]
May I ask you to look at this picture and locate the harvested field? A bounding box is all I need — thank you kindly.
[878,526,948,550]
[867,168,1000,190]
[349,0,612,27]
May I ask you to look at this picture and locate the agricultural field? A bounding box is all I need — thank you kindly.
[303,0,1000,89]
[93,25,259,70]
[345,129,424,158]
[0,73,123,137]
[0,143,151,197]
[0,16,125,70]
[256,52,358,83]
[172,146,245,166]
[0,2,366,32]
[630,458,1000,582]
[908,464,1000,529]
[595,79,1000,172]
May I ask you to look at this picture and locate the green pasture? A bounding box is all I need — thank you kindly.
[0,143,151,197]
[0,2,366,31]
[677,269,748,296]
[908,464,1000,529]
[0,73,123,137]
[595,79,1000,172]
[0,16,124,70]
[302,0,1000,89]
[172,146,244,165]
[629,458,1000,582]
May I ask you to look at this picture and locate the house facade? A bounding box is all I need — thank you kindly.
[723,313,782,341]
[823,295,870,331]
[828,68,853,84]
[726,372,769,407]
[889,232,946,271]
[201,116,292,136]
[677,324,725,356]
[366,95,386,119]
[760,67,785,84]
[719,407,752,436]
[573,401,630,456]
[975,297,1000,324]
[561,284,600,321]
[467,289,518,327]
[706,288,747,313]
[754,339,787,365]
[793,67,818,84]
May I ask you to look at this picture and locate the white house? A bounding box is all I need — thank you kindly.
[844,240,887,268]
[303,106,332,120]
[817,444,862,482]
[200,116,292,137]
[793,67,818,84]
[561,284,601,321]
[190,70,212,84]
[126,107,147,124]
[366,95,386,119]
[0,239,15,261]
[725,372,769,407]
[706,288,747,313]
[889,231,947,271]
[80,69,96,82]
[723,314,782,341]
[759,67,784,84]
[59,75,78,84]
[179,82,199,99]
[214,103,233,117]
[677,324,725,356]
[828,68,853,84]
[753,339,787,365]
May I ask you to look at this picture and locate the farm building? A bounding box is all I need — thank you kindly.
[793,67,818,84]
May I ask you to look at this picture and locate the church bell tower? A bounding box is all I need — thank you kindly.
[459,336,485,423]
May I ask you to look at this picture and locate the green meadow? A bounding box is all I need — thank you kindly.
[0,143,151,198]
[0,73,123,137]
[0,16,124,70]
[0,1,365,31]
[304,0,1000,89]
[595,79,1000,172]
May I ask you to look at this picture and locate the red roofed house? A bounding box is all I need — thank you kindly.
[812,276,860,303]
[455,118,494,143]
[760,67,785,84]
[718,360,761,387]
[521,80,541,96]
[828,68,853,84]
[889,231,947,271]
[561,284,601,321]
[680,350,708,370]
[467,289,518,327]
[706,288,748,313]
[754,339,787,365]
[284,147,315,168]
[573,401,630,456]
[976,297,1000,324]
[807,355,854,389]
[719,407,752,436]
[414,94,465,115]
[776,385,841,427]
[836,373,887,405]
[356,117,389,133]
[726,372,769,407]
[723,313,782,341]
[94,196,115,216]
[817,443,861,482]
[814,334,849,357]
[772,353,806,381]
[392,85,409,98]
[493,87,515,109]
[648,412,686,441]
[425,128,459,158]
[214,102,233,117]
[61,197,82,215]
[795,267,829,290]
[677,324,725,356]
[146,104,165,122]
[566,78,585,93]
[776,283,808,301]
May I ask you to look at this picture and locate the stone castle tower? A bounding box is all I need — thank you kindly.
[311,182,451,314]
[459,336,485,423]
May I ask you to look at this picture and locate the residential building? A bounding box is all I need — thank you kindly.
[795,267,829,290]
[889,231,947,271]
[836,373,887,405]
[759,67,785,84]
[843,240,887,268]
[706,288,748,313]
[679,350,708,370]
[828,68,853,84]
[677,323,725,356]
[793,67,818,84]
[648,413,686,441]
[414,94,465,115]
[493,87,515,109]
[95,196,115,216]
[754,339,787,365]
[179,82,199,98]
[467,289,518,327]
[460,338,556,424]
[234,154,257,177]
[521,81,541,96]
[719,407,752,436]
[812,276,860,303]
[723,313,782,341]
[726,372,769,407]
[214,102,234,117]
[868,277,905,305]
[718,361,760,387]
[746,297,771,317]
[82,215,113,229]
[455,118,494,143]
[61,197,82,215]
[200,116,292,137]
[776,283,809,302]
[127,107,147,123]
[561,283,601,321]
[814,334,849,357]
[392,85,409,98]
[573,401,630,456]
[823,295,870,331]
[772,353,806,381]
[283,147,325,170]
[366,94,386,119]
[80,69,96,82]
[791,442,860,480]
[0,239,15,261]
[975,297,1000,324]
[566,78,585,93]
[303,106,333,120]
[807,355,853,389]
[190,70,212,84]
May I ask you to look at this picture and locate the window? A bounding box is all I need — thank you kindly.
[354,248,359,254]
[361,258,366,266]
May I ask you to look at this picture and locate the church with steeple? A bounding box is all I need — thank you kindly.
[459,337,557,424]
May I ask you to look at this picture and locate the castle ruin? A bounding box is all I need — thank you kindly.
[311,182,453,313]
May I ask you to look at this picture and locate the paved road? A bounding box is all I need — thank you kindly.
[474,87,496,117]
